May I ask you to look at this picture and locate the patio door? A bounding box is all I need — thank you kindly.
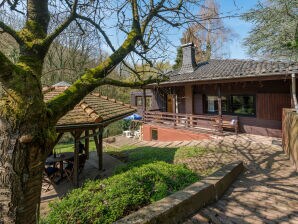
[167,94,175,113]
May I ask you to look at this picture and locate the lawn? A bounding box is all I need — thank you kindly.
[45,141,220,223]
[53,140,221,176]
[104,144,220,176]
[53,140,97,153]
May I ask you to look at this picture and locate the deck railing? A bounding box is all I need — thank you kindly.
[143,111,219,131]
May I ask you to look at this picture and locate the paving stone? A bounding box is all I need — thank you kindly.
[181,134,298,224]
[108,134,297,224]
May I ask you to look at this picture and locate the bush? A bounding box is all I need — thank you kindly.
[45,162,199,224]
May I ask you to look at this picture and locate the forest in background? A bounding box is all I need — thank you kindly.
[0,0,234,143]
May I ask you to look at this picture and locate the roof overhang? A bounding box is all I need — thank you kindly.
[55,110,136,132]
[145,73,296,88]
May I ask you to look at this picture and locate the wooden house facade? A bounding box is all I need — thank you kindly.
[136,43,298,140]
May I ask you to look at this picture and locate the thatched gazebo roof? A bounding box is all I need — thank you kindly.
[43,82,136,186]
[43,83,136,130]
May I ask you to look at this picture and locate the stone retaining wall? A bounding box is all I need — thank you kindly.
[115,161,244,224]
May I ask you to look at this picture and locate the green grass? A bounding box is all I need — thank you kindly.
[44,162,199,224]
[174,146,211,159]
[46,140,217,223]
[53,140,97,153]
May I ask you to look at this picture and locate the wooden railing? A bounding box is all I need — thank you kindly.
[143,111,218,130]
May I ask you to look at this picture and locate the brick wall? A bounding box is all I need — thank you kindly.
[282,108,298,170]
[142,124,211,141]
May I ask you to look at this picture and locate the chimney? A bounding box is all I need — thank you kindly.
[180,43,196,73]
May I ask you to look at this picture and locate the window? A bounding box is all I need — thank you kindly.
[206,96,227,113]
[205,95,255,116]
[230,95,255,116]
[151,129,158,140]
[146,96,152,108]
[136,96,143,106]
[136,96,152,108]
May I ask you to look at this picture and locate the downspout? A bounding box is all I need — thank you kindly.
[292,73,298,113]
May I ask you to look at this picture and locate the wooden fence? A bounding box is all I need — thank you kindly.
[143,111,218,130]
[282,108,298,171]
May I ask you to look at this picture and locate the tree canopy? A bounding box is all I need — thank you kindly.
[243,0,298,61]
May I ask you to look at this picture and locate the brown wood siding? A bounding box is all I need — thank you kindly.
[257,93,291,121]
[193,93,203,114]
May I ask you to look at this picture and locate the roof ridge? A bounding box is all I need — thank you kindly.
[42,86,55,94]
[79,101,103,123]
[209,58,298,64]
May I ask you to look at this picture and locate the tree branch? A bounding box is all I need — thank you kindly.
[46,27,141,124]
[75,14,116,52]
[0,20,23,45]
[100,76,166,88]
[42,0,78,48]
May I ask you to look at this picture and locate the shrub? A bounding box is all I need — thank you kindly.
[45,162,199,224]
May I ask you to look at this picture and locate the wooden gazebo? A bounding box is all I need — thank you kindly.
[43,82,136,186]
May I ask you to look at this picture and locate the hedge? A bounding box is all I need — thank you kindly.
[44,161,199,224]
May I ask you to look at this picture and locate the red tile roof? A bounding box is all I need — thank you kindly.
[44,86,136,127]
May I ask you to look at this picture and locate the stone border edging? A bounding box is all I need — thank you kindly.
[114,161,244,224]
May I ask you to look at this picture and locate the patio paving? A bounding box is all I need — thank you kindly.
[109,134,298,224]
[181,135,298,224]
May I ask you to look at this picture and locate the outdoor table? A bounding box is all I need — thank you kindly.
[46,152,74,177]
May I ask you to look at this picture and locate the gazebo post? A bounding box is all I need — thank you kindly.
[85,130,89,159]
[93,128,103,170]
[98,127,103,170]
[73,130,83,187]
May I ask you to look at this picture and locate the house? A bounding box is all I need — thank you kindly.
[130,90,153,114]
[139,43,298,141]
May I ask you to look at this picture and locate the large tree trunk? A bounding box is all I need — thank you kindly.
[0,114,54,223]
[0,62,55,223]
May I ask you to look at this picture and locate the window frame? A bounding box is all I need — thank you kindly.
[204,94,256,117]
[135,96,143,106]
[145,96,152,109]
[151,128,158,140]
[229,94,256,117]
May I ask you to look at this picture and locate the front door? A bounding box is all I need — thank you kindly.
[167,94,174,113]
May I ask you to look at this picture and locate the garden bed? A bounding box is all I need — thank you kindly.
[43,162,199,224]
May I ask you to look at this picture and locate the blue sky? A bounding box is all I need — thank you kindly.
[166,0,259,60]
[219,0,259,59]
[101,0,260,62]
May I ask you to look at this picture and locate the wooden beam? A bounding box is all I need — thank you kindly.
[53,133,64,146]
[217,85,223,133]
[73,130,83,187]
[85,130,89,160]
[78,129,101,141]
[143,88,146,113]
[98,127,103,170]
[93,128,103,170]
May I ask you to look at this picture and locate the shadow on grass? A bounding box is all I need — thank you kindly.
[106,146,179,174]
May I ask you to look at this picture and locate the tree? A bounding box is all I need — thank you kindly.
[173,0,233,69]
[243,0,298,61]
[0,0,206,223]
